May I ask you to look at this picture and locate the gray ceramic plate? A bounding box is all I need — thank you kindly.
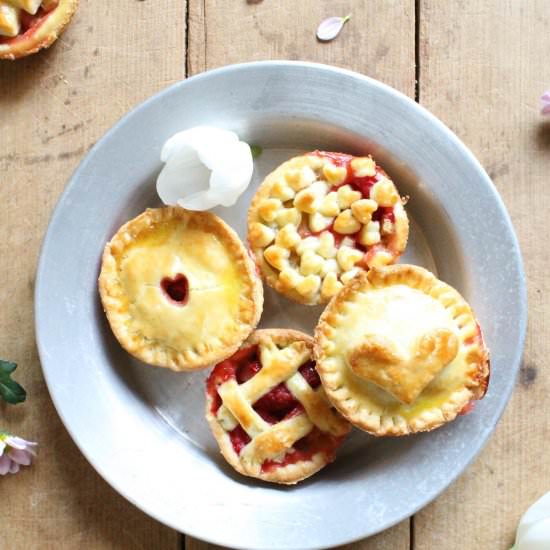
[35,61,526,550]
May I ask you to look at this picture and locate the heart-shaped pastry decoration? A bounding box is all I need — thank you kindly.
[347,328,459,404]
[314,265,490,435]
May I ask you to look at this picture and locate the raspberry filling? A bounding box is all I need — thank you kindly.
[312,150,385,198]
[298,151,399,261]
[161,274,189,305]
[206,345,342,471]
[0,3,58,45]
[458,401,476,416]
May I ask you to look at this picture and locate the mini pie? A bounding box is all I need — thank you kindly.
[205,329,350,484]
[314,264,490,436]
[99,207,263,371]
[0,0,78,60]
[247,151,409,305]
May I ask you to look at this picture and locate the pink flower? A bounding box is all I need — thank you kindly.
[0,433,37,475]
[542,91,550,115]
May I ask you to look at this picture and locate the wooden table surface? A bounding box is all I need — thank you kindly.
[1,1,548,549]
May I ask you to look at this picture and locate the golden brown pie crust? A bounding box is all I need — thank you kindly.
[0,0,78,60]
[314,264,490,436]
[205,329,350,484]
[99,207,263,372]
[247,152,409,306]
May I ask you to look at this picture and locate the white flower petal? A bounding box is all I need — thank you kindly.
[0,441,5,456]
[517,517,550,549]
[157,147,210,205]
[517,492,550,545]
[157,127,254,211]
[177,191,223,211]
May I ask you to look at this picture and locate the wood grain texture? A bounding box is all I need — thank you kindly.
[186,1,414,548]
[415,1,550,548]
[188,0,415,96]
[0,1,185,548]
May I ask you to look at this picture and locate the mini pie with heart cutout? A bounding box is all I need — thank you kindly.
[247,151,409,305]
[314,264,490,436]
[99,207,263,371]
[205,329,350,484]
[0,0,78,60]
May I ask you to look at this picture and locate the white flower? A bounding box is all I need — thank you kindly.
[513,492,550,549]
[0,432,37,475]
[156,126,254,211]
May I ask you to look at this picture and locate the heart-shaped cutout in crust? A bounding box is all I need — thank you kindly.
[161,273,189,305]
[348,328,459,405]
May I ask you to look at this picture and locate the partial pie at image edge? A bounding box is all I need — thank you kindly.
[0,0,79,60]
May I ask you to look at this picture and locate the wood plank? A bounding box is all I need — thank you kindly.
[415,1,550,548]
[186,1,415,548]
[0,1,185,548]
[188,0,415,95]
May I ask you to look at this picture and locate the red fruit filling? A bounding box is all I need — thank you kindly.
[261,428,344,473]
[206,344,340,471]
[0,3,59,45]
[297,151,399,264]
[229,425,251,454]
[458,401,476,416]
[312,150,388,198]
[161,274,189,305]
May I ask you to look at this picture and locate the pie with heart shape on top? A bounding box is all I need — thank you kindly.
[314,264,490,436]
[247,151,409,305]
[205,329,350,484]
[98,207,263,371]
[0,0,78,60]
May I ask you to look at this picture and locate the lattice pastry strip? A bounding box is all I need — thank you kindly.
[205,329,351,484]
[215,338,310,430]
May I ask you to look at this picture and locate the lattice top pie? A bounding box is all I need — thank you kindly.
[99,207,263,371]
[205,329,350,484]
[314,265,490,436]
[248,152,409,305]
[0,0,78,60]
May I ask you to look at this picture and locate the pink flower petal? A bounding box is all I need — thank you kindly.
[8,448,32,466]
[5,436,28,450]
[9,461,20,474]
[541,91,550,102]
[542,103,550,115]
[0,454,11,475]
[316,14,351,42]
